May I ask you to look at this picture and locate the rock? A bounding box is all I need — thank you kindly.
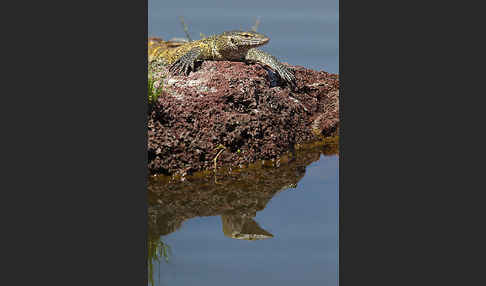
[148,60,339,176]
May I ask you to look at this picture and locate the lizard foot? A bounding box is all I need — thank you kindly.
[169,58,196,76]
[277,66,297,89]
[168,47,201,76]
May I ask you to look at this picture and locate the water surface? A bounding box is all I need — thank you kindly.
[148,144,339,286]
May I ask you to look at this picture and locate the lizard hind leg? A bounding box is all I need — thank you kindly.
[169,47,202,76]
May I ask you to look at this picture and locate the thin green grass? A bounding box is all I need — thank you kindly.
[147,237,171,286]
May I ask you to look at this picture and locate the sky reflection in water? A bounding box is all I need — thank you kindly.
[148,146,338,286]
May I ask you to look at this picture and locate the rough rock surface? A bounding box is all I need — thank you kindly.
[148,60,339,176]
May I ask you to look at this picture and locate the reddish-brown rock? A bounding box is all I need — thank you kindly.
[148,60,339,176]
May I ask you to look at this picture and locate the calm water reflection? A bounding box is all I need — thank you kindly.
[148,142,339,286]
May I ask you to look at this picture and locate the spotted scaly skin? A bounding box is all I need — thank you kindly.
[149,31,296,87]
[148,37,187,61]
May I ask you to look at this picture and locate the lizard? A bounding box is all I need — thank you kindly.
[148,30,296,87]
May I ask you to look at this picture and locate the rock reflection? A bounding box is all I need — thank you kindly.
[147,139,338,284]
[148,139,337,239]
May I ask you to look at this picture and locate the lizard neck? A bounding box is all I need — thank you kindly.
[209,37,222,60]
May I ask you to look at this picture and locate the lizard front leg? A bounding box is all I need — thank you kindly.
[245,48,296,87]
[169,47,202,76]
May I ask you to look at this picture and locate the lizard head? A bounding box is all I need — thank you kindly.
[220,30,270,50]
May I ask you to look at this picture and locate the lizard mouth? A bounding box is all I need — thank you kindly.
[247,37,269,46]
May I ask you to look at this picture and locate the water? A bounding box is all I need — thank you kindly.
[148,146,339,286]
[148,1,339,285]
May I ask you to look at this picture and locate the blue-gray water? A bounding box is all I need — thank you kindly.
[148,152,339,286]
[148,1,338,285]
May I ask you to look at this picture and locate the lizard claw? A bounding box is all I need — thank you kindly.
[169,47,202,76]
[169,59,191,76]
[278,67,297,89]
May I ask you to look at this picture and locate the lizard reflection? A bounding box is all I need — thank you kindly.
[221,213,274,241]
[147,142,336,243]
[220,183,297,241]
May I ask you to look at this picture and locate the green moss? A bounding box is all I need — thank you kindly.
[148,74,163,104]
